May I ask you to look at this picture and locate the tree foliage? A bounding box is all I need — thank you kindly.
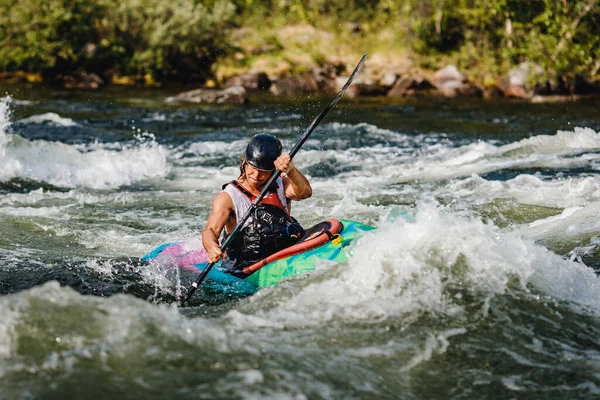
[0,0,598,83]
[0,0,236,80]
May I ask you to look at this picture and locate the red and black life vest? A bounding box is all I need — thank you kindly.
[222,180,304,277]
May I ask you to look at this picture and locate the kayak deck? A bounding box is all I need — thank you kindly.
[142,219,375,293]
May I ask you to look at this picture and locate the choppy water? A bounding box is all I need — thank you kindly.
[1,86,600,399]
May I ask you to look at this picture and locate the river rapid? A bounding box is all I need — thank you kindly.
[1,86,600,399]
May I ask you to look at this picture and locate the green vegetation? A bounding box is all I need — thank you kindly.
[0,0,235,82]
[0,0,598,86]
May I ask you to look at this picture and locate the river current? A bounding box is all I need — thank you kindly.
[1,86,600,399]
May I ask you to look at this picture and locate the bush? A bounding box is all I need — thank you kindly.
[0,0,104,72]
[1,0,598,84]
[0,0,236,81]
[99,0,236,80]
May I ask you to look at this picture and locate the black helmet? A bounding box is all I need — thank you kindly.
[245,134,282,171]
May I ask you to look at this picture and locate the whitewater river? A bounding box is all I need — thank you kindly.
[1,86,600,399]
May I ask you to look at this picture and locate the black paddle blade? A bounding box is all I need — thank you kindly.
[332,53,367,105]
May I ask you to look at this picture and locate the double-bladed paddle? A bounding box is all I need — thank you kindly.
[180,53,367,306]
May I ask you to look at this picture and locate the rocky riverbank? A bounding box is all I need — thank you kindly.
[3,59,598,105]
[163,60,600,105]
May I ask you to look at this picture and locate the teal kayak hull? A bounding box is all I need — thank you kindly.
[142,219,375,294]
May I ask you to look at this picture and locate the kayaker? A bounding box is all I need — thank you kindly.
[202,133,312,277]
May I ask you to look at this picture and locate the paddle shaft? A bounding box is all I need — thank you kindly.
[180,54,367,306]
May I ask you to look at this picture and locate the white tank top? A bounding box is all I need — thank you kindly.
[223,177,288,230]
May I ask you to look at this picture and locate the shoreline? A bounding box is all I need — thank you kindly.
[2,57,599,105]
[2,79,599,107]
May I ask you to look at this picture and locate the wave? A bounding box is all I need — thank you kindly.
[236,201,600,328]
[0,134,170,189]
[0,96,11,152]
[444,173,600,209]
[499,127,600,157]
[16,112,78,127]
[0,97,170,190]
[385,127,600,183]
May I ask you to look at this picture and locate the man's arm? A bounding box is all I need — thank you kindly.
[202,192,234,263]
[274,153,312,201]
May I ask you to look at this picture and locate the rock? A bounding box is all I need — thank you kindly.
[483,86,504,98]
[165,86,248,104]
[387,76,435,97]
[432,65,466,87]
[332,76,388,97]
[530,94,582,103]
[224,71,271,91]
[430,65,481,98]
[354,82,388,96]
[379,72,399,88]
[311,64,343,94]
[61,72,104,89]
[437,81,483,98]
[312,64,340,84]
[498,62,544,99]
[498,79,530,98]
[333,76,360,97]
[269,73,319,96]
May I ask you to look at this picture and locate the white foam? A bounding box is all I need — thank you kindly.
[175,139,247,157]
[445,174,600,208]
[17,112,78,126]
[142,112,167,122]
[516,201,600,245]
[0,282,230,366]
[0,96,12,160]
[528,207,583,228]
[385,127,600,183]
[0,98,170,189]
[499,127,600,156]
[1,134,170,189]
[0,205,66,218]
[236,201,600,329]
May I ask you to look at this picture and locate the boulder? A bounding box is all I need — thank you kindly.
[432,65,466,87]
[437,81,483,98]
[498,62,544,99]
[269,73,319,96]
[530,94,582,103]
[332,76,360,98]
[224,71,271,91]
[387,76,435,97]
[60,71,104,89]
[165,86,248,104]
[431,65,481,98]
[332,76,388,98]
[379,72,399,88]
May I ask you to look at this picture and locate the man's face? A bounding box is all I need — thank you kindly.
[244,162,272,188]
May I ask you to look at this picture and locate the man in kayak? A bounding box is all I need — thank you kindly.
[202,133,312,277]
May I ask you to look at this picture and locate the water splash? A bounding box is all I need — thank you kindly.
[237,201,600,329]
[388,127,600,183]
[0,96,12,163]
[17,112,78,127]
[0,101,170,189]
